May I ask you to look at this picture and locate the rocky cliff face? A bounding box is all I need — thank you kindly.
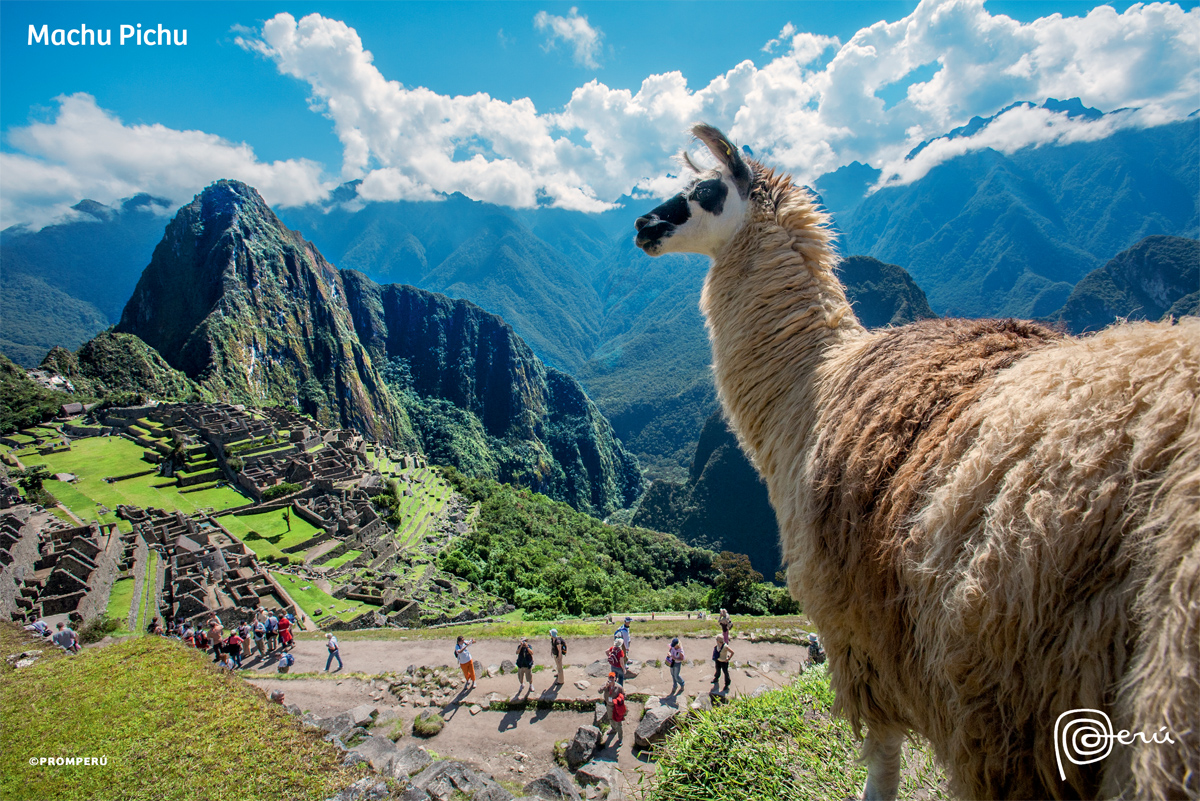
[116,181,416,446]
[343,273,643,517]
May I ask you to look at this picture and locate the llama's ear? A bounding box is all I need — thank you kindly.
[691,123,752,199]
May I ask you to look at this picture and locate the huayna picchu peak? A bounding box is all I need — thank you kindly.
[111,180,640,516]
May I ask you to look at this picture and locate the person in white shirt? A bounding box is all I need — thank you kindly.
[325,632,342,671]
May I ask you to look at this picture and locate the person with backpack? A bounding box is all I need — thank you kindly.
[667,637,686,695]
[615,617,632,657]
[712,634,734,694]
[325,632,343,671]
[456,636,477,690]
[718,608,732,643]
[609,689,628,746]
[277,651,295,674]
[515,637,535,695]
[606,637,626,683]
[238,621,253,659]
[549,629,567,686]
[225,631,244,668]
[252,618,267,657]
[265,612,279,652]
[807,632,826,666]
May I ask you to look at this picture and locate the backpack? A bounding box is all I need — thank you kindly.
[607,645,622,668]
[612,693,627,722]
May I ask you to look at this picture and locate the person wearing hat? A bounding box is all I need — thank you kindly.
[667,637,686,695]
[606,637,626,683]
[549,629,567,686]
[615,617,632,657]
[601,670,622,725]
[324,632,342,671]
[515,637,535,695]
[807,632,826,666]
[455,636,477,689]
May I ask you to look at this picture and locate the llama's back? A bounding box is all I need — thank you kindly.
[785,316,1199,799]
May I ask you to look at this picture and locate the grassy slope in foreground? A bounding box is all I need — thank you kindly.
[643,664,949,801]
[0,624,362,801]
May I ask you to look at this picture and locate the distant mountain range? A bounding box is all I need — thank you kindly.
[3,100,1197,480]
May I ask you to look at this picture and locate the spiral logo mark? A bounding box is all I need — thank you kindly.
[1054,709,1114,781]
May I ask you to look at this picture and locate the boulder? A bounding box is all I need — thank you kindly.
[592,702,608,728]
[500,659,516,674]
[487,664,500,678]
[411,760,512,801]
[574,680,590,691]
[564,725,601,769]
[346,703,379,728]
[752,683,772,697]
[391,744,433,778]
[283,703,303,717]
[634,706,680,749]
[623,660,641,680]
[317,712,356,738]
[349,734,399,773]
[341,751,370,769]
[585,660,610,678]
[524,767,581,800]
[575,761,618,788]
[324,777,392,801]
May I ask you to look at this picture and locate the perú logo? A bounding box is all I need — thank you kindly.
[1053,709,1176,782]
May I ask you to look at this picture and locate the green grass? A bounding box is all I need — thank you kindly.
[300,614,812,642]
[0,624,363,800]
[322,549,362,569]
[105,578,137,635]
[641,665,949,801]
[218,510,322,564]
[20,437,247,526]
[137,551,159,632]
[271,572,376,622]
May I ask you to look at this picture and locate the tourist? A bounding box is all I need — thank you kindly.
[718,609,732,643]
[225,631,244,668]
[667,637,686,695]
[252,618,267,657]
[615,617,632,657]
[712,635,734,694]
[219,651,236,671]
[455,636,476,690]
[277,651,295,674]
[207,616,225,663]
[549,629,567,686]
[182,625,196,648]
[23,620,50,638]
[52,621,80,654]
[609,689,628,746]
[238,621,253,659]
[515,637,535,695]
[601,671,622,725]
[325,632,343,671]
[269,689,286,703]
[277,614,293,650]
[194,628,209,651]
[807,633,826,666]
[266,611,279,652]
[606,637,626,683]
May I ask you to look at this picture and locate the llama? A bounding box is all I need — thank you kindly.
[634,124,1199,800]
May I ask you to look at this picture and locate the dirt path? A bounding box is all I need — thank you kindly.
[244,634,810,797]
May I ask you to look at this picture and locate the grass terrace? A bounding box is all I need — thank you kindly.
[104,577,137,634]
[17,437,248,528]
[219,510,322,564]
[322,549,362,569]
[272,572,377,622]
[0,623,362,801]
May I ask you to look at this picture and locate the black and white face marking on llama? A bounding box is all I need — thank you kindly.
[634,125,750,258]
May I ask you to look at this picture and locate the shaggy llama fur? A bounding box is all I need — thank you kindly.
[637,125,1199,800]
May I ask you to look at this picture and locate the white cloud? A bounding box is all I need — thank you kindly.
[534,7,603,69]
[762,22,797,54]
[4,0,1196,228]
[0,93,329,230]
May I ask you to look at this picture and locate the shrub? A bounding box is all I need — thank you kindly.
[412,711,445,738]
[78,615,121,644]
[262,482,301,501]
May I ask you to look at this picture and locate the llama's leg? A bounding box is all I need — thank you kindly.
[861,730,903,801]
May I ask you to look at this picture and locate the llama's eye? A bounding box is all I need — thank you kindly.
[690,179,728,214]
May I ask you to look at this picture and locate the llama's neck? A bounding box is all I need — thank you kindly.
[700,194,865,482]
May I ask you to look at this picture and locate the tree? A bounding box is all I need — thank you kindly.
[709,551,763,614]
[282,508,291,532]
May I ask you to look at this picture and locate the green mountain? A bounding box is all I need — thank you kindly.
[841,116,1199,318]
[115,180,415,446]
[1049,235,1199,334]
[341,273,643,517]
[632,257,937,577]
[0,195,171,366]
[95,180,637,515]
[40,332,200,400]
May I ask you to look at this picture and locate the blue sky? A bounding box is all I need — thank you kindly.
[1,0,1197,227]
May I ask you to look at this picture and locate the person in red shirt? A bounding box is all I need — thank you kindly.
[277,615,293,650]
